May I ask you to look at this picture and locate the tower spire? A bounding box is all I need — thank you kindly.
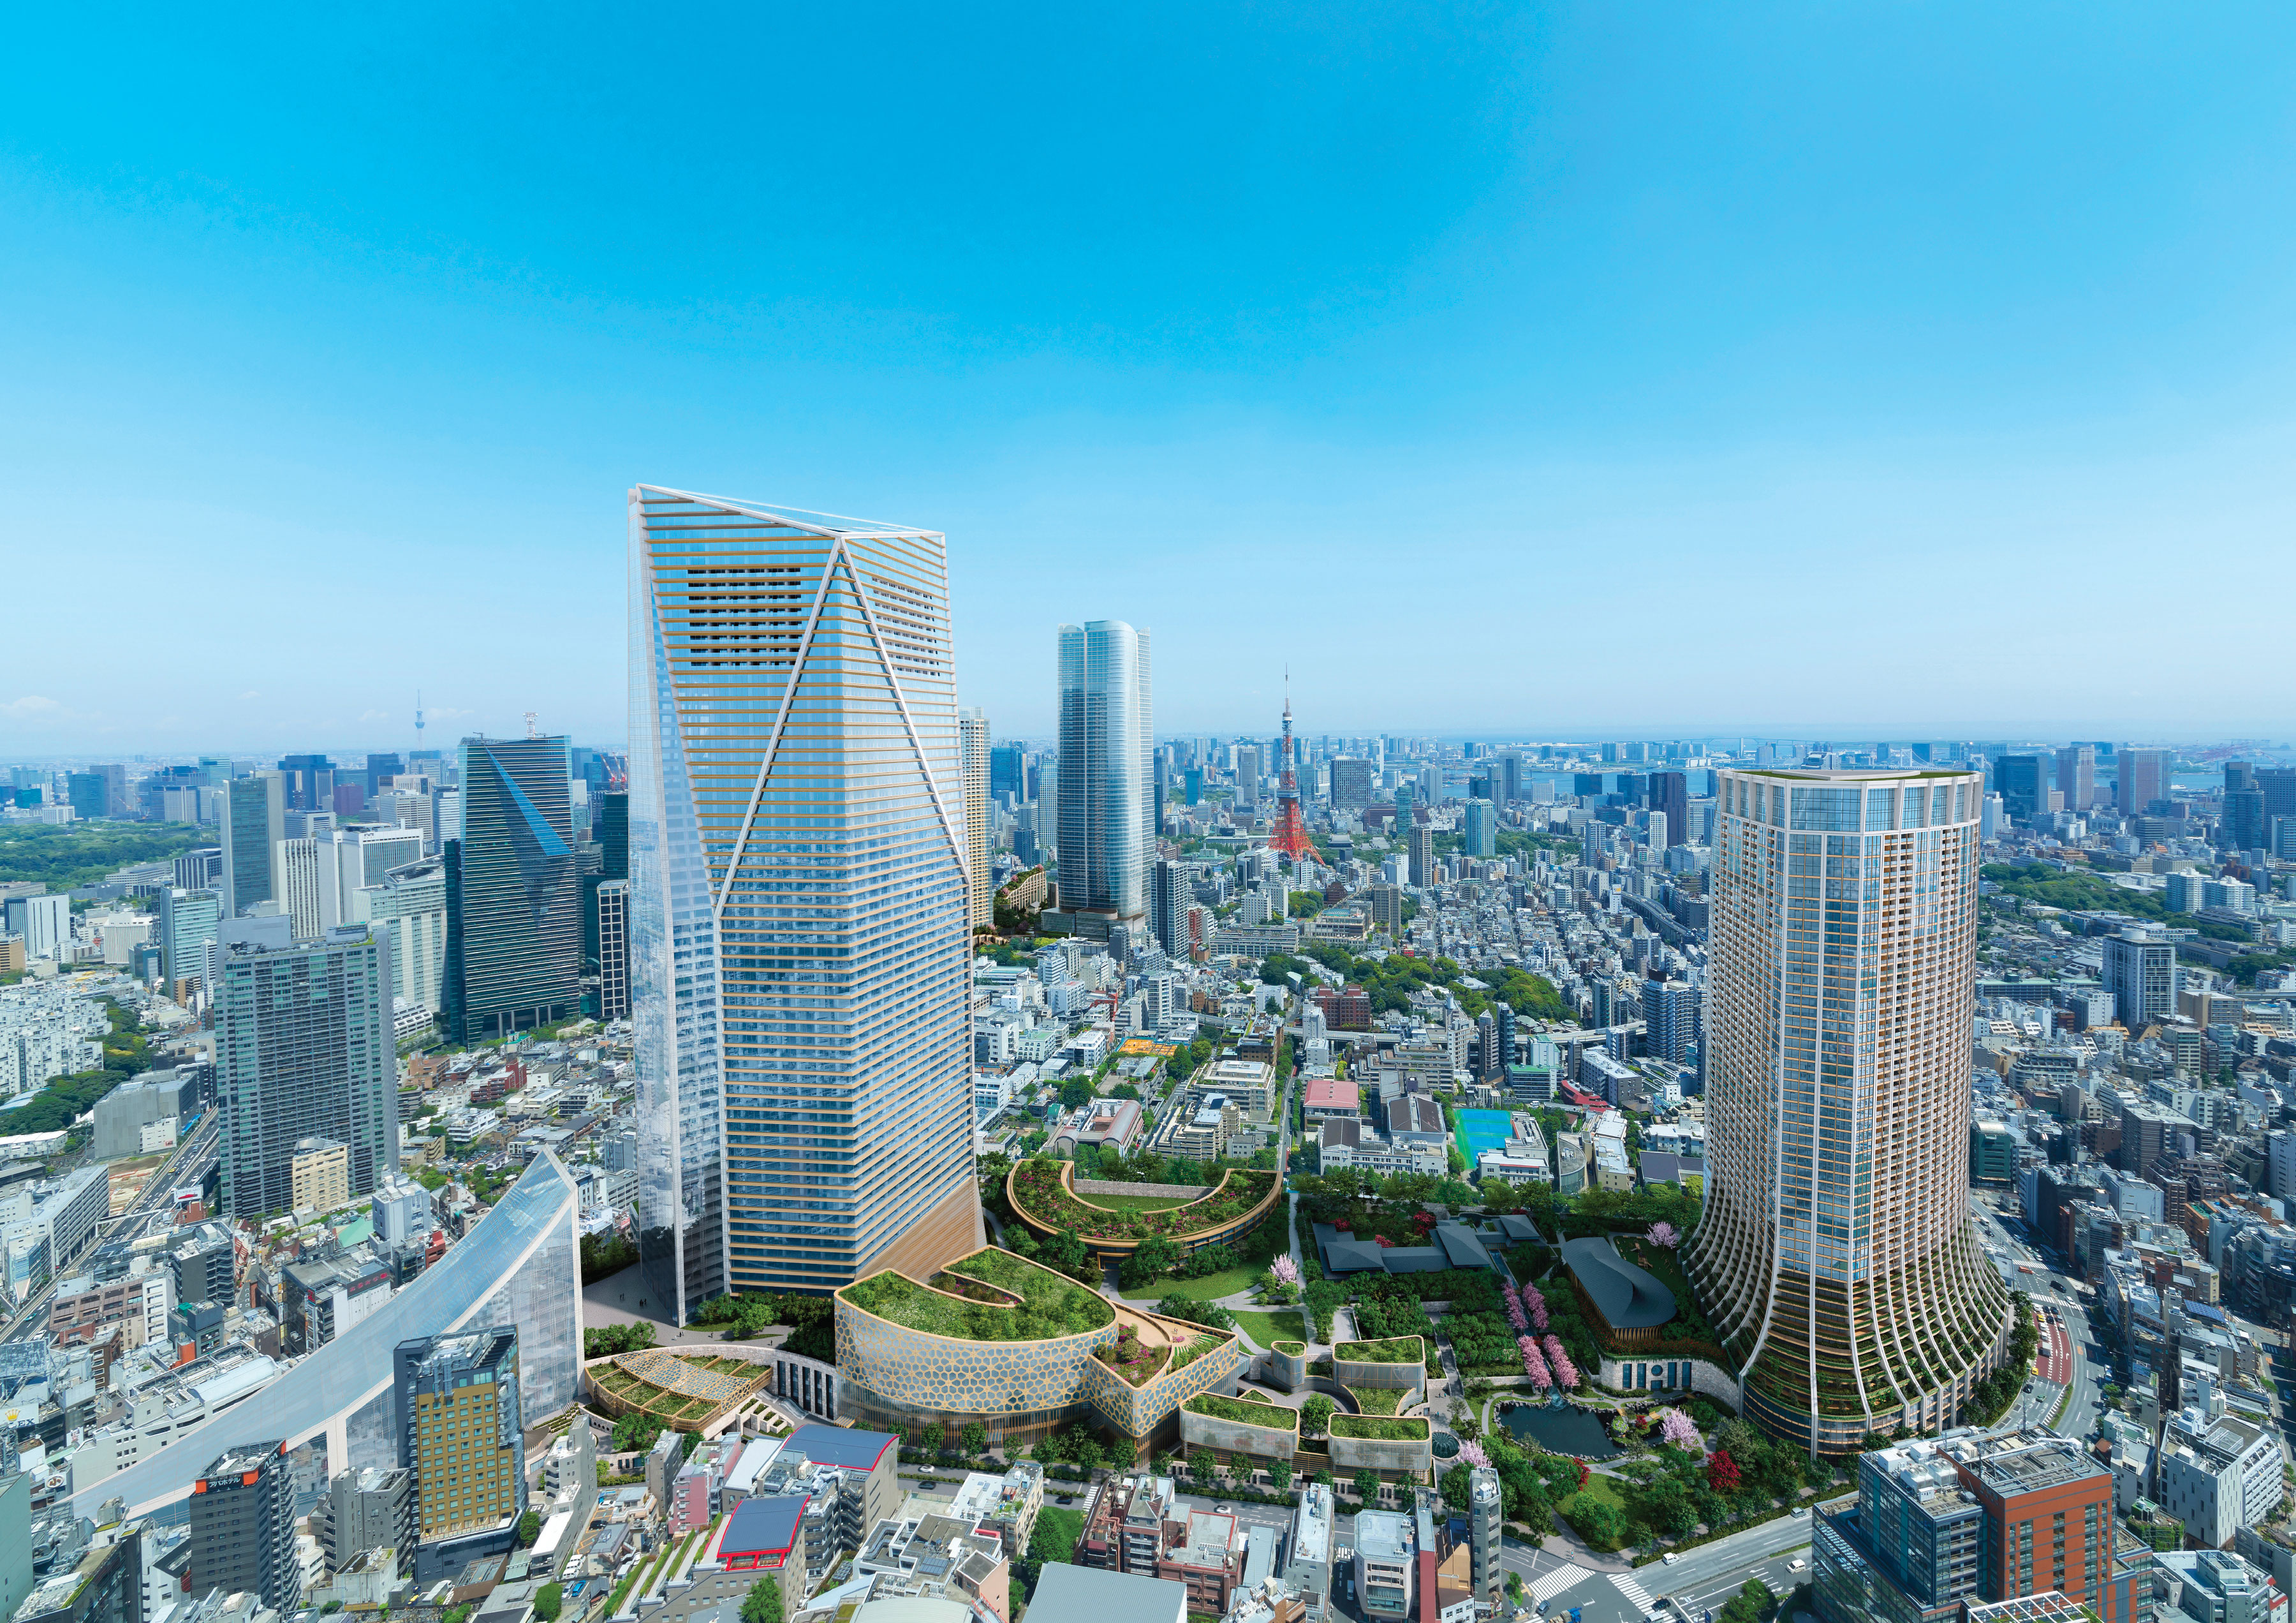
[1270,668,1314,860]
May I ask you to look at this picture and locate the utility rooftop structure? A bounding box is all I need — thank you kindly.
[627,487,981,1319]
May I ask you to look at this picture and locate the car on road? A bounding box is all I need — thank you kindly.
[1792,1507,1809,1517]
[1663,1553,1679,1564]
[1216,1504,1232,1515]
[1790,1560,1808,1572]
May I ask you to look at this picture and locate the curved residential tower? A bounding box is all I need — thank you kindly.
[1686,767,2011,1453]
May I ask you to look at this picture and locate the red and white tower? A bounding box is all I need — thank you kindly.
[1269,674,1314,861]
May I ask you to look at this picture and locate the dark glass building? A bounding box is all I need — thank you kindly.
[445,736,580,1044]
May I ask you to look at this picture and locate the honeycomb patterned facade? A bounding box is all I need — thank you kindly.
[834,1259,1242,1452]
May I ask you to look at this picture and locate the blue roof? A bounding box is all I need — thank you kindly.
[784,1422,897,1472]
[723,1493,808,1559]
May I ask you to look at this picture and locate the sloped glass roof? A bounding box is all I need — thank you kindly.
[77,1152,579,1518]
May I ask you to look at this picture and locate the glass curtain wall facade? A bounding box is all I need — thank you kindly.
[445,736,580,1043]
[1054,621,1152,921]
[628,487,980,1323]
[1686,768,2011,1454]
[222,772,284,918]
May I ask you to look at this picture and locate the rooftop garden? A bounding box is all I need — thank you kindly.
[1350,1386,1406,1416]
[1093,1324,1172,1386]
[1329,1414,1429,1442]
[1171,1333,1224,1372]
[1184,1392,1299,1430]
[1334,1337,1424,1365]
[1272,1340,1307,1356]
[841,1248,1115,1342]
[1009,1158,1277,1242]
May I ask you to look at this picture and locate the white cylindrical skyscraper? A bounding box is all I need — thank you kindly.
[1054,620,1152,923]
[1687,767,2011,1454]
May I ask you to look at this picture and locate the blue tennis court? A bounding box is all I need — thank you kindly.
[1455,1108,1516,1160]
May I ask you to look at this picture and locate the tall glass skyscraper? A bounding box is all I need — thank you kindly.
[628,487,980,1322]
[1688,768,2010,1454]
[1054,620,1152,924]
[444,735,580,1043]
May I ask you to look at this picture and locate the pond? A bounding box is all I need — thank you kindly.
[1502,1401,1620,1458]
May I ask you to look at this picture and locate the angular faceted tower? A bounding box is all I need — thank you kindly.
[1686,767,2012,1454]
[628,488,982,1322]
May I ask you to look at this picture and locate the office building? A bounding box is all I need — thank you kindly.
[4,894,71,963]
[156,888,221,994]
[215,926,399,1218]
[1464,797,1496,858]
[444,735,580,1042]
[1051,619,1153,931]
[354,856,448,1014]
[1353,1509,1415,1620]
[320,827,425,928]
[2056,745,2096,812]
[189,1441,300,1613]
[1407,824,1434,889]
[2158,1403,2286,1550]
[1688,769,2012,1453]
[1329,757,1372,810]
[1150,858,1188,960]
[277,755,338,812]
[2103,930,2176,1032]
[78,1152,580,1522]
[1469,1466,1503,1606]
[1995,755,2045,822]
[1644,970,1700,1066]
[1651,770,1689,846]
[221,773,285,917]
[989,743,1025,804]
[175,847,224,891]
[626,487,981,1319]
[2118,748,2172,817]
[959,708,992,930]
[395,1326,524,1580]
[280,837,325,938]
[320,1465,415,1578]
[592,879,629,1021]
[2223,768,2267,853]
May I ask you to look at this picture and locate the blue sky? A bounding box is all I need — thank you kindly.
[4,1,2294,753]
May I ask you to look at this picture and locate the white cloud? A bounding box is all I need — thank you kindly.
[238,690,261,700]
[1,696,61,717]
[359,709,390,723]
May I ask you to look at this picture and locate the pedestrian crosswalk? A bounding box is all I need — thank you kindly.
[1528,1565,1595,1604]
[1610,1572,1660,1615]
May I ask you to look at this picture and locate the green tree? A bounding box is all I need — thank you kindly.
[1119,1233,1182,1291]
[1268,1456,1292,1494]
[532,1584,564,1623]
[1300,1396,1335,1437]
[1567,1494,1627,1550]
[1353,1468,1382,1504]
[515,1510,541,1548]
[923,1423,946,1456]
[1190,1447,1217,1483]
[1059,1078,1095,1110]
[739,1577,784,1623]
[961,1421,989,1457]
[1045,1227,1094,1282]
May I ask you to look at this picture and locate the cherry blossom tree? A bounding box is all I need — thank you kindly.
[1520,1335,1552,1388]
[1647,1221,1681,1249]
[1503,1284,1529,1333]
[1271,1254,1300,1286]
[1520,1284,1549,1333]
[1657,1407,1702,1452]
[1543,1335,1579,1389]
[1457,1441,1490,1469]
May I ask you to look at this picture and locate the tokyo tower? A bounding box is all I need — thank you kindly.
[1269,674,1315,861]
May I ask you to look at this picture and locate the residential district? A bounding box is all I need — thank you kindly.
[0,505,2292,1623]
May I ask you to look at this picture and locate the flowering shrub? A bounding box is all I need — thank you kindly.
[1657,1407,1702,1452]
[1270,1254,1300,1286]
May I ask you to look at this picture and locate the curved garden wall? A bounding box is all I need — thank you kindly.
[1005,1159,1282,1263]
[1333,1338,1424,1394]
[1327,1416,1431,1477]
[1177,1393,1299,1460]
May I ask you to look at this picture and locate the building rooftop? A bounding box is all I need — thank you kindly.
[783,1422,897,1473]
[721,1494,809,1562]
[1355,1509,1415,1563]
[1561,1236,1677,1329]
[1026,1561,1190,1623]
